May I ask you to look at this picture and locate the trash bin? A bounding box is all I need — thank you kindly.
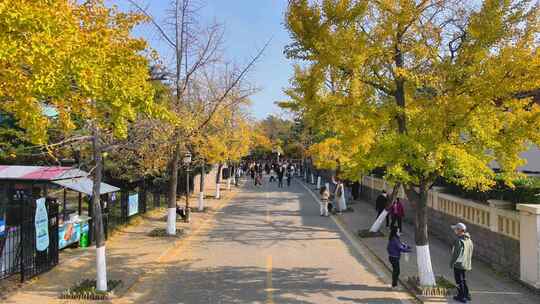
[78,216,91,248]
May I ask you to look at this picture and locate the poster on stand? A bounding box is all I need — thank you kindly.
[128,194,139,217]
[35,198,49,251]
[58,222,80,249]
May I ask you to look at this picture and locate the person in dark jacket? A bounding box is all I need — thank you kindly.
[375,190,389,227]
[387,226,411,288]
[277,166,284,188]
[450,222,474,303]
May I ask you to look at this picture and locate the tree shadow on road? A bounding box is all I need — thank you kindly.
[125,262,400,304]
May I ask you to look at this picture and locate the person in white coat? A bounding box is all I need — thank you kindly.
[320,186,330,216]
[334,180,347,212]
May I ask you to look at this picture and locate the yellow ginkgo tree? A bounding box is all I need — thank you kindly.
[285,0,540,286]
[0,0,159,291]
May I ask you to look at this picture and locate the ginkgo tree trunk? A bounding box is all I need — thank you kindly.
[198,162,206,211]
[91,127,108,291]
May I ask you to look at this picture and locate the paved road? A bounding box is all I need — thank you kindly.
[119,178,415,304]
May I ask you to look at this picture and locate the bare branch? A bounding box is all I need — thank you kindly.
[196,39,271,131]
[127,0,177,49]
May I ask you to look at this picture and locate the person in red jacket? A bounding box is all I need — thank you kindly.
[389,197,405,233]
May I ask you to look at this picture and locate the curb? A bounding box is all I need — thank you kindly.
[298,178,425,304]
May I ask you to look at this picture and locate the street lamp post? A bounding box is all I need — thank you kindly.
[183,152,192,223]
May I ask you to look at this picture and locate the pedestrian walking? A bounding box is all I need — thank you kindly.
[269,169,276,182]
[387,226,411,288]
[277,166,284,188]
[320,186,330,216]
[254,172,263,187]
[286,167,292,187]
[450,222,473,303]
[235,167,241,187]
[390,197,404,233]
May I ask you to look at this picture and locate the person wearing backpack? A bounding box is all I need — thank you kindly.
[390,197,404,233]
[387,226,411,288]
[450,222,474,303]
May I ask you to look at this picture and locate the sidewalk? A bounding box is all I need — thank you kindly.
[1,181,239,304]
[335,197,540,304]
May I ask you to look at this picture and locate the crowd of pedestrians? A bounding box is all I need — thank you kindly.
[244,160,301,188]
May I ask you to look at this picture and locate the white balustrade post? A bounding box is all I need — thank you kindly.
[517,204,540,288]
[488,200,513,232]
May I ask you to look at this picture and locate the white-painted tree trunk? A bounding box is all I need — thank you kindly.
[369,209,388,232]
[416,244,437,286]
[340,186,347,210]
[227,178,231,190]
[216,183,221,199]
[316,176,321,190]
[198,192,204,211]
[167,208,176,235]
[325,182,330,191]
[310,174,314,184]
[96,246,107,291]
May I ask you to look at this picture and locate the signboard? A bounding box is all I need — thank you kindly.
[128,194,139,217]
[0,218,5,237]
[35,198,49,251]
[58,222,80,249]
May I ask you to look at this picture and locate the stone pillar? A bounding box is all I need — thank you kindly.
[489,200,513,233]
[517,204,540,289]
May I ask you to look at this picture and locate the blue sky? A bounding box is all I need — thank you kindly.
[111,0,293,119]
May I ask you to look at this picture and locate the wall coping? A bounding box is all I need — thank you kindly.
[517,204,540,215]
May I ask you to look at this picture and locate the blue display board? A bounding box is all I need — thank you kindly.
[0,218,5,237]
[35,198,49,251]
[58,221,90,249]
[128,194,139,217]
[59,222,80,249]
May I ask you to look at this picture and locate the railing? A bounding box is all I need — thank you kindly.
[435,192,491,231]
[497,211,520,240]
[362,175,521,241]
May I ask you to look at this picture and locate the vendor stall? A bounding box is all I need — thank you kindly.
[0,166,119,282]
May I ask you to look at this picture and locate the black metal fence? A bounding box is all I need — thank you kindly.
[103,184,167,240]
[0,198,59,282]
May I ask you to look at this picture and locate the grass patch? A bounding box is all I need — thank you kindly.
[60,279,122,300]
[148,228,184,238]
[407,276,456,297]
[358,229,385,238]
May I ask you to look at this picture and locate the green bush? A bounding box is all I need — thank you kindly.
[439,176,540,206]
